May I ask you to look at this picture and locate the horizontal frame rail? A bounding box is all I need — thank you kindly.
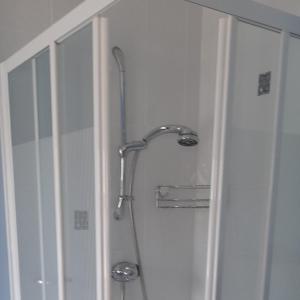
[187,0,300,35]
[2,0,118,72]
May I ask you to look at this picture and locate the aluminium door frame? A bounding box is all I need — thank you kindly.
[0,0,299,300]
[188,2,300,300]
[187,0,300,35]
[205,14,291,300]
[0,1,116,300]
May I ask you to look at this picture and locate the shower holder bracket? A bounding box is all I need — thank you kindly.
[119,195,134,201]
[155,185,210,208]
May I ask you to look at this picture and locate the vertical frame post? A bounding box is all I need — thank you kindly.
[100,17,111,300]
[0,65,21,300]
[93,15,103,300]
[205,15,237,300]
[93,16,111,300]
[49,42,65,300]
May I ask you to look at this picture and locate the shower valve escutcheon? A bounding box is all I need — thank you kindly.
[112,262,139,282]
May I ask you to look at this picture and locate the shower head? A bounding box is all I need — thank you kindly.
[143,125,199,147]
[112,46,125,72]
[118,125,198,157]
[177,132,199,147]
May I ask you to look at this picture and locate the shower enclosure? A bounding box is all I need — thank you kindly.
[1,0,300,300]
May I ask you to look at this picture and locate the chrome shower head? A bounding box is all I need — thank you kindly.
[177,132,199,146]
[143,124,199,147]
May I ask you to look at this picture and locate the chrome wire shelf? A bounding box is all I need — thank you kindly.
[155,185,210,208]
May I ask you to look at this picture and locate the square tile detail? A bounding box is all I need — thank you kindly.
[258,71,271,96]
[74,210,89,230]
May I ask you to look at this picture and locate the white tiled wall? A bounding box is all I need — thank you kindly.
[104,1,223,299]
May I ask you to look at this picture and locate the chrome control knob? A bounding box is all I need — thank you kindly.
[111,262,139,282]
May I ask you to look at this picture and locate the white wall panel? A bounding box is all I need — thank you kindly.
[104,1,221,299]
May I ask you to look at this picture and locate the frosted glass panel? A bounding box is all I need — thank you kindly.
[268,36,300,300]
[218,22,280,300]
[0,146,10,300]
[10,61,35,146]
[9,60,42,300]
[36,51,53,139]
[8,50,57,300]
[57,24,96,300]
[9,61,42,300]
[35,50,58,299]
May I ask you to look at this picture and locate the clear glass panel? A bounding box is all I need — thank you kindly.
[9,61,42,300]
[10,61,35,146]
[57,24,96,300]
[9,49,57,300]
[218,22,281,300]
[268,36,300,300]
[9,59,42,300]
[35,50,58,299]
[0,148,10,300]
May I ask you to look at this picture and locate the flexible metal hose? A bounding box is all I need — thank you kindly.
[121,282,125,300]
[128,151,149,300]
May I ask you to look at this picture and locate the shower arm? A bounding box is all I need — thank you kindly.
[143,125,188,142]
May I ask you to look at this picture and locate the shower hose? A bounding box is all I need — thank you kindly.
[127,150,149,300]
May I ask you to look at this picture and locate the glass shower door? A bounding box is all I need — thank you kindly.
[268,35,300,300]
[214,19,300,300]
[215,19,281,300]
[57,24,96,300]
[7,19,102,300]
[8,50,58,300]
